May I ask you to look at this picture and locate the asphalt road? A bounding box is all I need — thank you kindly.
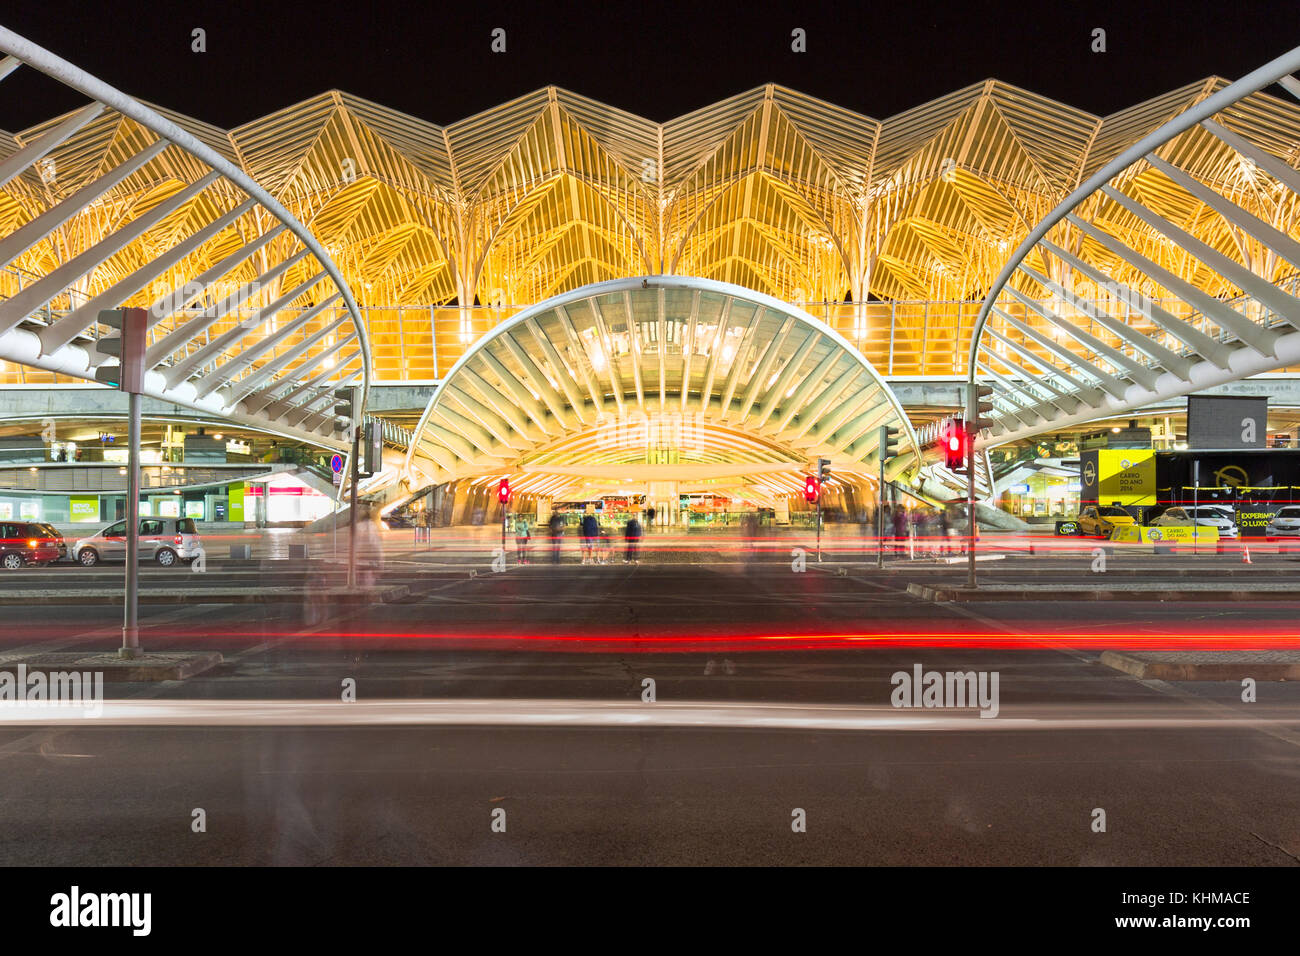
[2,552,1298,865]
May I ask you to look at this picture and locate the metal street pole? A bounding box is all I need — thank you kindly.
[816,493,822,562]
[1192,459,1199,554]
[347,422,359,590]
[966,422,977,589]
[877,455,886,571]
[120,390,141,658]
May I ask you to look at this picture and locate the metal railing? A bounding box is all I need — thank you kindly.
[0,461,292,493]
[5,287,1299,389]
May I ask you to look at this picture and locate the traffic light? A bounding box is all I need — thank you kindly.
[94,308,148,393]
[970,384,995,435]
[878,425,901,461]
[333,386,359,439]
[803,474,820,503]
[498,478,511,504]
[817,458,831,482]
[942,419,968,471]
[360,419,383,477]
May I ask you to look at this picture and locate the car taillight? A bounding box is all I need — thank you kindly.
[174,534,183,545]
[27,540,37,548]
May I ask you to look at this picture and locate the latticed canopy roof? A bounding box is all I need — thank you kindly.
[7,76,1300,322]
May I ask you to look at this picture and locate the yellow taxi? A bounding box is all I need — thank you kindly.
[1077,505,1136,537]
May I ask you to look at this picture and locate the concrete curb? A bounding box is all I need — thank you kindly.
[1099,650,1300,681]
[0,651,223,681]
[906,583,1299,602]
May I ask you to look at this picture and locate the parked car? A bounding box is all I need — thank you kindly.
[0,521,65,568]
[1151,506,1238,538]
[73,517,202,567]
[1077,505,1135,537]
[1265,505,1300,541]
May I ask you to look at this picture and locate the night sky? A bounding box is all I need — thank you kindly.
[0,0,1295,131]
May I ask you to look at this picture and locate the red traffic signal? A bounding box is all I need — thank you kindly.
[942,420,968,470]
[498,478,511,504]
[804,474,820,502]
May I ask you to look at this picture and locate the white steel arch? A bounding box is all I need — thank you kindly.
[966,44,1300,449]
[405,276,921,498]
[0,27,369,447]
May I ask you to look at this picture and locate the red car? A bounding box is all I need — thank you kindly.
[0,521,65,569]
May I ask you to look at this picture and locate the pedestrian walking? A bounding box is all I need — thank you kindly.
[514,514,531,564]
[624,514,643,563]
[597,523,612,564]
[580,512,599,564]
[549,512,565,563]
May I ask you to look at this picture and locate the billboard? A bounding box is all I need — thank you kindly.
[1110,525,1220,544]
[1079,449,1156,509]
[1187,395,1267,449]
[69,497,99,523]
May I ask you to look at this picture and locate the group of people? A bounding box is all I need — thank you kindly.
[510,511,645,565]
[860,503,958,555]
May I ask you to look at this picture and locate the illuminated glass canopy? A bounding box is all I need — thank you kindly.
[406,276,920,500]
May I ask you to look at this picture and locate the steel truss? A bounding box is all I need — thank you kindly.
[966,45,1300,452]
[0,27,368,447]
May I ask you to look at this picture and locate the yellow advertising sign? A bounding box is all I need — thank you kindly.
[69,497,99,522]
[1109,525,1219,544]
[1092,450,1155,506]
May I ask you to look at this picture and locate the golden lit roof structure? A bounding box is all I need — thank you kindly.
[5,21,1300,515]
[7,54,1300,392]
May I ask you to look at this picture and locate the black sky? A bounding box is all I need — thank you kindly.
[0,0,1296,131]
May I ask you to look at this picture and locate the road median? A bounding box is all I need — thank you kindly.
[1099,650,1300,680]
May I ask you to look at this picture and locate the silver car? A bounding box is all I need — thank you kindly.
[73,517,203,567]
[1265,505,1300,541]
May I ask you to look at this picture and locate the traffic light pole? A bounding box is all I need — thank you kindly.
[877,445,887,570]
[966,422,977,589]
[816,494,822,562]
[347,421,359,590]
[120,390,141,658]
